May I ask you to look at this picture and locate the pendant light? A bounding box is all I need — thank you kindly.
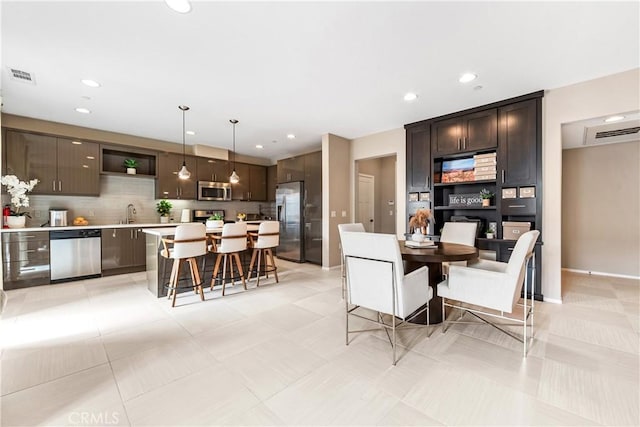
[229,119,240,184]
[177,105,191,180]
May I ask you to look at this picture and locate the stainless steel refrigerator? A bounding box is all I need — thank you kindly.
[276,181,304,262]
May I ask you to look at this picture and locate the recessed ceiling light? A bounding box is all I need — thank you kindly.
[86,155,95,159]
[81,79,101,88]
[256,145,264,149]
[459,73,477,83]
[186,130,196,135]
[287,134,296,140]
[604,115,625,123]
[75,107,91,114]
[404,93,418,101]
[165,0,191,13]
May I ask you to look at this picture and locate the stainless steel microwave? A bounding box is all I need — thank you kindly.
[198,181,232,201]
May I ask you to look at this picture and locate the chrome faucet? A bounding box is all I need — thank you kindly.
[126,204,137,223]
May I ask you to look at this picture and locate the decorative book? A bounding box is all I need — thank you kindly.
[405,240,436,248]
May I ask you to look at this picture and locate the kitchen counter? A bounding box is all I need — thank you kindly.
[0,223,180,233]
[141,223,260,237]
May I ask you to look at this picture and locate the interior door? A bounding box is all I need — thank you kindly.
[358,174,375,232]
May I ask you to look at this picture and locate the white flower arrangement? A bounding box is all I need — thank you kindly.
[1,175,39,216]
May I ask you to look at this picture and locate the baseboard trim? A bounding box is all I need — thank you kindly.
[562,268,640,280]
[543,297,563,304]
[322,265,341,271]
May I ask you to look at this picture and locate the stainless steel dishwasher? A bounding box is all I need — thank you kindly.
[50,229,102,283]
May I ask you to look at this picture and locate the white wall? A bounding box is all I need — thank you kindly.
[350,128,406,240]
[544,68,640,302]
[562,141,640,277]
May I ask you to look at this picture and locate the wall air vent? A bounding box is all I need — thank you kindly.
[584,120,640,147]
[8,68,36,84]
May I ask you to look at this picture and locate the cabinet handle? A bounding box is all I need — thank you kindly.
[23,235,36,238]
[463,137,466,150]
[53,180,56,192]
[457,138,461,151]
[58,181,62,192]
[113,230,117,238]
[508,204,526,208]
[130,229,134,239]
[21,267,36,272]
[25,249,36,253]
[501,170,505,183]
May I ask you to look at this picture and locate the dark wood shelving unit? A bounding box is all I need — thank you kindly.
[405,90,544,300]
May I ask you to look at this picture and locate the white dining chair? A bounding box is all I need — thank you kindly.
[438,230,539,356]
[337,223,366,299]
[440,222,477,275]
[341,231,432,365]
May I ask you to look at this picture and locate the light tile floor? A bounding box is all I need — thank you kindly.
[1,263,638,426]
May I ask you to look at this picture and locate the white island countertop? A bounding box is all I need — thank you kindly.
[142,223,261,237]
[0,223,180,233]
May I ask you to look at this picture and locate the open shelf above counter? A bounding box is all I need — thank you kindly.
[101,146,158,178]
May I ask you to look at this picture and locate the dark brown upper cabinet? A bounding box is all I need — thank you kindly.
[432,109,497,156]
[267,165,277,202]
[156,153,197,199]
[5,130,100,196]
[230,163,266,201]
[277,156,304,183]
[498,99,537,186]
[406,124,431,191]
[196,157,229,182]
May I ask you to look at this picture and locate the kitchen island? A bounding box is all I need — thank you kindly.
[142,224,261,298]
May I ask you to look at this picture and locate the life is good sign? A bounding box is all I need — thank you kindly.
[448,193,483,207]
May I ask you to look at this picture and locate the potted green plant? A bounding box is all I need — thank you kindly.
[206,212,224,229]
[124,158,139,175]
[479,188,494,207]
[156,200,172,223]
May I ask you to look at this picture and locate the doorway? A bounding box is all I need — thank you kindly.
[358,174,375,232]
[355,155,397,234]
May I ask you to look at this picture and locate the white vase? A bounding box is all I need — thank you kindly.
[126,168,137,175]
[6,216,26,228]
[206,220,223,229]
[412,231,426,242]
[160,216,169,224]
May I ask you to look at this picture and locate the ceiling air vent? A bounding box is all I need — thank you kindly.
[584,120,640,147]
[8,67,36,84]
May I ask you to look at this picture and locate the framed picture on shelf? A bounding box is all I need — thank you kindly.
[408,192,419,202]
[419,192,430,202]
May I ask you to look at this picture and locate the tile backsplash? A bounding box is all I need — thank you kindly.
[8,175,274,227]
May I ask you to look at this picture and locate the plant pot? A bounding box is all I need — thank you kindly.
[206,220,224,229]
[482,199,490,207]
[6,216,26,228]
[160,216,169,224]
[486,232,495,239]
[126,168,137,175]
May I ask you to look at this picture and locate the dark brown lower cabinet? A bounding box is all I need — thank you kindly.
[101,227,146,275]
[2,231,50,290]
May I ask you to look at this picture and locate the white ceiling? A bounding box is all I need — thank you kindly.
[1,1,639,162]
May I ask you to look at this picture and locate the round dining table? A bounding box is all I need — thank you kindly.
[399,241,478,324]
